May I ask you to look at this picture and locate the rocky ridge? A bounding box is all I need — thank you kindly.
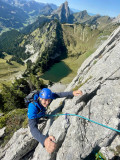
[22,20,62,63]
[0,26,120,160]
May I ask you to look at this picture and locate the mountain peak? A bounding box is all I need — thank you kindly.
[82,10,88,15]
[52,1,70,23]
[64,1,68,5]
[60,1,69,9]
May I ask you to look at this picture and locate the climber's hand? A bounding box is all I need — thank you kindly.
[44,136,57,154]
[73,90,83,96]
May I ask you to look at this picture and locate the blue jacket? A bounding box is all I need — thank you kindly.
[28,102,46,119]
[28,91,73,146]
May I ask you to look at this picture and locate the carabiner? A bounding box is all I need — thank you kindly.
[64,113,70,130]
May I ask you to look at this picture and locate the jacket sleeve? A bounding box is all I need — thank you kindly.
[28,118,47,146]
[52,91,73,99]
[28,103,47,146]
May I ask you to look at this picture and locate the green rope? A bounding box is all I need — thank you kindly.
[95,153,104,160]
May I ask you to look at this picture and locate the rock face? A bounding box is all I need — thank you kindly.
[1,26,120,159]
[48,82,67,92]
[113,14,120,24]
[52,1,70,23]
[0,128,38,160]
[0,122,46,160]
[0,127,6,138]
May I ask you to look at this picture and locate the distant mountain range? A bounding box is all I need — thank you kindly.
[0,0,117,34]
[3,0,54,16]
[0,1,29,32]
[0,0,56,33]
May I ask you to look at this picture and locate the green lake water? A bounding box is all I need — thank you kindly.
[40,61,72,82]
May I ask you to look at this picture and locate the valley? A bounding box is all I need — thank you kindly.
[0,22,119,89]
[0,0,119,88]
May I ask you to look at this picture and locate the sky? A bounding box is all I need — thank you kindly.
[35,0,120,17]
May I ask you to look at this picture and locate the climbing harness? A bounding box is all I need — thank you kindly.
[46,113,120,133]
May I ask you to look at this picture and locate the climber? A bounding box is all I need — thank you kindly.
[27,88,83,154]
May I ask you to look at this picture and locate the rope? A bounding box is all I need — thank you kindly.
[95,152,104,160]
[46,113,120,133]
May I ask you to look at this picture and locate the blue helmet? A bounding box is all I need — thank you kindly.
[39,88,52,99]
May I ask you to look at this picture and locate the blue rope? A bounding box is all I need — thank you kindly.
[46,113,120,133]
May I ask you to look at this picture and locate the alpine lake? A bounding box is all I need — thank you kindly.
[40,61,72,83]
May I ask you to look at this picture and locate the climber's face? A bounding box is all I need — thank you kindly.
[39,98,51,108]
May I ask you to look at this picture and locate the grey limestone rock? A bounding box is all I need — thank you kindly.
[0,128,38,160]
[100,135,120,159]
[0,127,6,138]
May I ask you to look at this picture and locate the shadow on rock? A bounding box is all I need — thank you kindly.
[110,156,120,160]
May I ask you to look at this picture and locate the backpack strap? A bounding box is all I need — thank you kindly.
[32,101,41,112]
[33,91,39,101]
[32,101,46,118]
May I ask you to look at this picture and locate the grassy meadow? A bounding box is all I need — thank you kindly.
[61,50,94,83]
[0,54,26,90]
